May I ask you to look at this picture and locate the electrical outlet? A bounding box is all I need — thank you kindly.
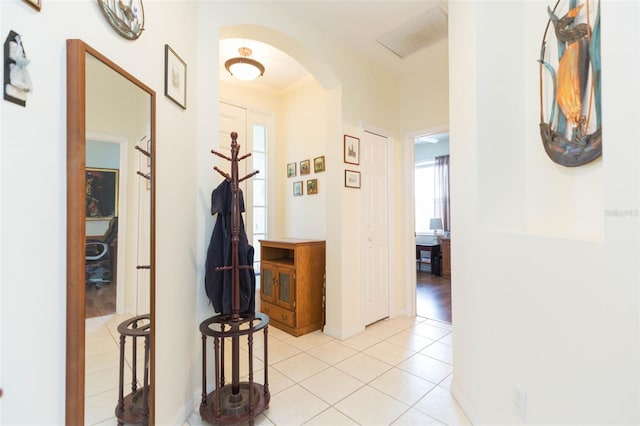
[514,384,527,420]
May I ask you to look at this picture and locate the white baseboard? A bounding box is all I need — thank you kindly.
[169,391,198,426]
[322,324,364,340]
[451,381,481,425]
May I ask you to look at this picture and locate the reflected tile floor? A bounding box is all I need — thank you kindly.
[186,316,470,426]
[85,313,145,426]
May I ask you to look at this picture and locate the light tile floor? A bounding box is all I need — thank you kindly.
[85,314,470,425]
[85,313,148,426]
[187,316,470,426]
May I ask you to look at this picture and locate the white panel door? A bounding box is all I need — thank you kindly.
[218,101,248,198]
[361,131,390,325]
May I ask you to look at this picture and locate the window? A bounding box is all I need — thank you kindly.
[415,159,435,233]
[252,124,267,274]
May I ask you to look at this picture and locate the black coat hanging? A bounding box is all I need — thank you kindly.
[204,179,255,315]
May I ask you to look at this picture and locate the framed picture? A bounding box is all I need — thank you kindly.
[300,159,311,175]
[287,162,297,178]
[293,181,303,196]
[344,134,360,165]
[307,179,318,195]
[23,0,41,11]
[314,156,325,173]
[345,170,361,188]
[86,168,119,219]
[164,44,187,109]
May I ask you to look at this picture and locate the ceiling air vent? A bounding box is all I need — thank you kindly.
[377,2,448,59]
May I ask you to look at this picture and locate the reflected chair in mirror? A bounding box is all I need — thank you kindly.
[86,216,118,287]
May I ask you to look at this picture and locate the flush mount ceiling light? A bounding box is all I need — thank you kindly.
[224,47,265,81]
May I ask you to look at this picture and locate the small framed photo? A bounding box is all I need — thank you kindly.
[86,168,119,218]
[23,0,41,11]
[344,135,360,165]
[293,181,303,196]
[300,159,311,175]
[314,156,325,173]
[307,179,318,195]
[164,44,187,109]
[287,162,297,178]
[345,170,361,188]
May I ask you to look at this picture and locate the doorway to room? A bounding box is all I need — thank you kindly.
[413,130,451,323]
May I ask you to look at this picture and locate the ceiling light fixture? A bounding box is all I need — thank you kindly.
[224,47,265,81]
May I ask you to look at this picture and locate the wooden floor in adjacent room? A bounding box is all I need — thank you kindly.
[85,282,116,319]
[84,270,451,323]
[416,269,452,324]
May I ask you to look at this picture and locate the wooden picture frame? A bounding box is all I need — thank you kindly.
[164,44,187,109]
[307,178,318,194]
[345,170,361,188]
[314,156,325,173]
[86,167,119,219]
[287,162,297,177]
[23,0,41,11]
[344,134,360,165]
[293,181,303,196]
[300,159,311,175]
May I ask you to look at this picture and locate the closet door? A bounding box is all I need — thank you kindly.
[361,131,390,325]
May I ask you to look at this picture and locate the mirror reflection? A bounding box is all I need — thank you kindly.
[84,52,152,425]
[66,39,155,426]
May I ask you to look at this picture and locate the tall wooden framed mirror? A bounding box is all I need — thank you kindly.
[66,39,156,425]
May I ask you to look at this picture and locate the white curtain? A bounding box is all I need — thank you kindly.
[434,155,450,232]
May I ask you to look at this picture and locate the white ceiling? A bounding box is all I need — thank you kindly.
[219,1,448,90]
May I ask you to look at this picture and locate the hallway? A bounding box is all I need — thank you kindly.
[85,314,467,425]
[187,315,468,425]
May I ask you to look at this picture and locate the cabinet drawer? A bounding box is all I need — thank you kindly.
[261,302,295,328]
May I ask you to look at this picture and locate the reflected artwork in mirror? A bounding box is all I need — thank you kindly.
[66,39,156,425]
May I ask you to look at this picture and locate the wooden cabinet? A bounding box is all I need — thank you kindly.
[259,239,325,336]
[439,237,451,279]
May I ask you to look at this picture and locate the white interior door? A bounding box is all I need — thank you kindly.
[361,131,390,325]
[219,101,248,196]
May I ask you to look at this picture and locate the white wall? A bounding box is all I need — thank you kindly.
[1,1,199,424]
[449,1,639,424]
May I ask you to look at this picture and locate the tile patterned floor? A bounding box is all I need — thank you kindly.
[85,315,469,425]
[85,313,145,426]
[186,316,470,426]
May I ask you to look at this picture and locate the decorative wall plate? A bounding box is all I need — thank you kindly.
[538,0,601,167]
[97,0,145,40]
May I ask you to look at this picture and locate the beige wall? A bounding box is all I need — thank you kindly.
[280,76,328,239]
[399,37,449,135]
[194,2,404,351]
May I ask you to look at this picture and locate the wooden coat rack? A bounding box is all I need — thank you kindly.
[200,132,270,425]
